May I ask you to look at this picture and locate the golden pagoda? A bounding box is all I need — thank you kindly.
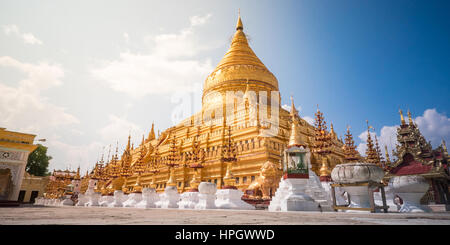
[85,14,346,194]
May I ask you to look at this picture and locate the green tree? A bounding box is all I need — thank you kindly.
[26,144,52,176]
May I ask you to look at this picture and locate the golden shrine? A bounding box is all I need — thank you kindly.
[48,15,350,198]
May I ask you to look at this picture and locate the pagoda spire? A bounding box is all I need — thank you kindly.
[236,9,243,31]
[407,109,414,125]
[290,96,298,117]
[343,125,359,162]
[384,145,391,166]
[399,109,406,125]
[147,122,156,142]
[330,122,337,139]
[365,120,379,165]
[126,134,131,152]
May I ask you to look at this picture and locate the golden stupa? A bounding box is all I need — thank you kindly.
[82,14,347,195]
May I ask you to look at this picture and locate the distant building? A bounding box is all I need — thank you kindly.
[18,172,49,203]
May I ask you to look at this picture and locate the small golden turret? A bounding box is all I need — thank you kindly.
[147,122,156,142]
[407,109,414,125]
[365,120,379,165]
[288,97,306,148]
[330,122,337,139]
[74,166,81,180]
[319,157,331,179]
[385,145,391,166]
[399,109,406,125]
[343,125,359,162]
[289,96,298,117]
[288,119,305,148]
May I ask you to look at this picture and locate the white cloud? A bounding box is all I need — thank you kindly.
[302,116,314,125]
[356,108,450,158]
[99,114,144,145]
[47,139,104,174]
[3,24,43,45]
[190,14,212,26]
[91,14,215,98]
[415,108,450,146]
[92,52,212,98]
[0,56,78,134]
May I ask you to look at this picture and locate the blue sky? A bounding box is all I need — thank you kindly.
[0,0,449,172]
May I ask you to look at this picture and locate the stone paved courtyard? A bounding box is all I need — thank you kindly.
[0,205,450,225]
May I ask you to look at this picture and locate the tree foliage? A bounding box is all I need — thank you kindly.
[26,144,52,176]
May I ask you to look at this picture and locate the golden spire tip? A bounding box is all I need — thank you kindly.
[236,10,243,31]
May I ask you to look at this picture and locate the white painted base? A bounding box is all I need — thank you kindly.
[76,194,88,207]
[156,186,179,209]
[99,195,114,207]
[269,178,318,212]
[123,193,143,208]
[85,192,100,207]
[194,182,217,210]
[61,196,74,206]
[397,193,432,213]
[374,186,399,212]
[178,191,199,209]
[305,169,334,209]
[390,175,431,213]
[215,189,254,210]
[108,190,125,207]
[136,188,159,209]
[342,186,372,212]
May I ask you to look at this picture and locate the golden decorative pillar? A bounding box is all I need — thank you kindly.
[221,126,238,189]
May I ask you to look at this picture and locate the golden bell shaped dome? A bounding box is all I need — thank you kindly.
[202,14,279,107]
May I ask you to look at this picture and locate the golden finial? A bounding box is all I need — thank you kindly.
[290,96,298,116]
[236,9,243,31]
[399,109,405,125]
[385,145,391,164]
[407,109,413,125]
[146,122,155,142]
[126,133,131,152]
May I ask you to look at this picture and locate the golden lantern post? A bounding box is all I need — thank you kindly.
[313,105,332,181]
[189,134,204,192]
[131,136,147,193]
[147,149,160,189]
[221,126,238,189]
[120,158,132,193]
[165,135,179,187]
